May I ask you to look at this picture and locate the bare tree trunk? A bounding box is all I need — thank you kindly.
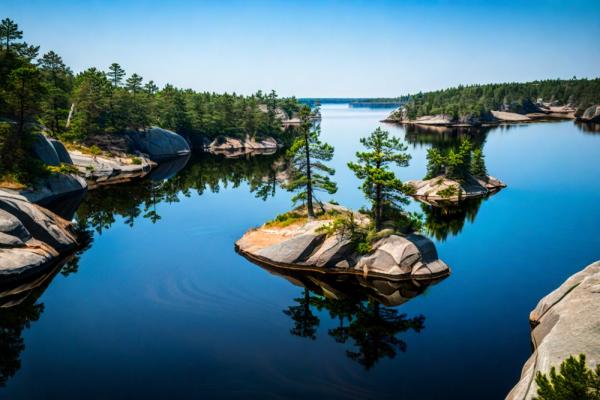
[66,103,75,128]
[304,129,314,219]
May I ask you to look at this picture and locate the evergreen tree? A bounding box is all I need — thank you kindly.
[0,18,22,52]
[69,68,111,139]
[534,354,600,400]
[470,148,487,177]
[38,51,73,134]
[107,63,125,87]
[348,127,411,231]
[126,73,143,95]
[285,107,337,219]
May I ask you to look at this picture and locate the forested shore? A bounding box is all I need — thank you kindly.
[0,18,301,185]
[387,79,600,123]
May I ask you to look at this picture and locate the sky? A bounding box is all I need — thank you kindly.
[4,0,600,97]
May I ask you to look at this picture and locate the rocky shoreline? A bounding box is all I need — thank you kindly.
[407,174,506,205]
[506,260,600,400]
[382,104,600,127]
[236,204,450,281]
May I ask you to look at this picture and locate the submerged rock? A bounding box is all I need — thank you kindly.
[407,174,506,205]
[236,205,450,280]
[506,260,600,400]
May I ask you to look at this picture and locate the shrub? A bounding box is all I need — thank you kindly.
[438,185,459,199]
[131,157,142,165]
[534,354,600,400]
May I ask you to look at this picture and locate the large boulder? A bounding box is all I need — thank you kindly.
[506,261,600,400]
[0,190,79,280]
[129,127,191,161]
[48,138,73,164]
[256,233,326,264]
[578,105,600,123]
[31,133,60,166]
[14,173,87,207]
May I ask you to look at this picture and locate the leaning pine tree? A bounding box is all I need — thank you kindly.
[348,127,412,231]
[285,107,337,219]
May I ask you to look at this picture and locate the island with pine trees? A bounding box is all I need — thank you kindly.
[236,115,450,280]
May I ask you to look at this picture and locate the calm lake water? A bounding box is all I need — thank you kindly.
[1,105,599,399]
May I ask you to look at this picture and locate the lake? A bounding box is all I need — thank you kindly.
[1,104,599,399]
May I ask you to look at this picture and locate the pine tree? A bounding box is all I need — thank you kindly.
[285,107,337,219]
[38,51,73,134]
[126,73,143,95]
[470,148,487,177]
[107,63,125,87]
[348,128,411,231]
[0,18,22,52]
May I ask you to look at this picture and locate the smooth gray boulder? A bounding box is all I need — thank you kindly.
[15,173,87,206]
[256,233,325,264]
[49,138,73,164]
[306,235,354,267]
[31,133,60,166]
[0,190,79,280]
[129,127,191,161]
[578,105,600,123]
[506,260,600,400]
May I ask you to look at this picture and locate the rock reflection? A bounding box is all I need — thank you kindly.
[0,256,76,387]
[420,197,485,241]
[74,153,288,233]
[257,262,441,369]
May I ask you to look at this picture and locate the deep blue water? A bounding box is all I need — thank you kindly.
[1,105,599,399]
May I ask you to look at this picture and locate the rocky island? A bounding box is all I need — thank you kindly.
[407,174,506,205]
[236,204,450,280]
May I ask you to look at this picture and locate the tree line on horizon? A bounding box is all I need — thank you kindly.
[0,17,301,184]
[398,78,600,120]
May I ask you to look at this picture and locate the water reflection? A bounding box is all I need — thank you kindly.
[420,198,484,241]
[257,262,439,369]
[74,153,288,233]
[402,124,497,240]
[0,258,73,387]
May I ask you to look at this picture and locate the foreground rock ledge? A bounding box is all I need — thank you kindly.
[0,190,79,280]
[407,174,506,205]
[236,205,450,280]
[506,260,600,400]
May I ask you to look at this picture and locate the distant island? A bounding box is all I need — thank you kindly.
[300,97,409,108]
[382,78,600,126]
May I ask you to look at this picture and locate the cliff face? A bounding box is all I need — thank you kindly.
[506,261,600,400]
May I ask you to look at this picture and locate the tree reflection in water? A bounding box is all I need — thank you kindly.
[270,263,440,370]
[74,152,288,234]
[402,124,495,240]
[0,151,288,388]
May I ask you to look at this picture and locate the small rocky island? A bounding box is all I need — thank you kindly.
[407,174,506,205]
[236,204,450,280]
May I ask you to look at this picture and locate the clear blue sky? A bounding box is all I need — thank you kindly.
[5,0,600,97]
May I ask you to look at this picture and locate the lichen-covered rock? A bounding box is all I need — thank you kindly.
[31,133,60,166]
[236,205,450,280]
[506,261,600,400]
[128,127,191,161]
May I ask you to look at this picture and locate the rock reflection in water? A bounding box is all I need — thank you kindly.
[255,261,443,370]
[74,152,288,233]
[0,256,77,387]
